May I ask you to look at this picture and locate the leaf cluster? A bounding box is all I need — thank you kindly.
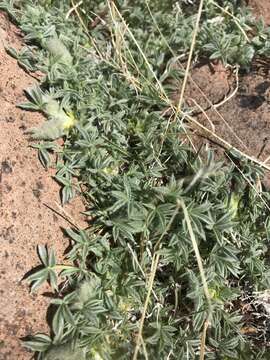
[3,1,270,359]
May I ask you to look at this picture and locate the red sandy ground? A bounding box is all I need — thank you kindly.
[0,12,86,360]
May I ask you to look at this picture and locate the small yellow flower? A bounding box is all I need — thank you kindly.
[63,111,77,130]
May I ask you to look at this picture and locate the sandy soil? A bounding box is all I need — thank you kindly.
[248,0,270,25]
[0,1,270,359]
[183,58,270,170]
[0,12,86,360]
[171,1,270,188]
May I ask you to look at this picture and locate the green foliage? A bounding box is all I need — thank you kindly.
[4,0,270,359]
[19,86,77,140]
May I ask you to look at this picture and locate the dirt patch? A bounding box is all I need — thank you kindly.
[172,0,270,184]
[171,60,231,110]
[168,1,270,184]
[177,56,270,185]
[204,64,270,157]
[0,12,86,360]
[248,0,270,25]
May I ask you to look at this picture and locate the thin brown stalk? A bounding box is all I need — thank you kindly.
[180,201,212,307]
[132,253,159,360]
[71,0,89,36]
[183,112,270,171]
[65,0,83,20]
[145,0,248,151]
[181,201,212,360]
[111,0,265,173]
[199,319,210,360]
[225,154,270,213]
[132,203,181,360]
[174,0,205,118]
[188,98,216,132]
[211,1,250,42]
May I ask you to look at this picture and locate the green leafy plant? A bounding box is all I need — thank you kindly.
[19,86,77,139]
[4,0,270,359]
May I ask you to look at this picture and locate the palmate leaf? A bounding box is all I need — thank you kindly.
[52,307,65,342]
[61,184,76,204]
[18,101,41,111]
[193,305,207,332]
[31,141,57,168]
[146,323,177,347]
[6,46,36,71]
[0,0,19,21]
[23,333,52,352]
[27,268,50,293]
[19,86,77,140]
[20,86,46,110]
[27,246,58,292]
[65,228,85,244]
